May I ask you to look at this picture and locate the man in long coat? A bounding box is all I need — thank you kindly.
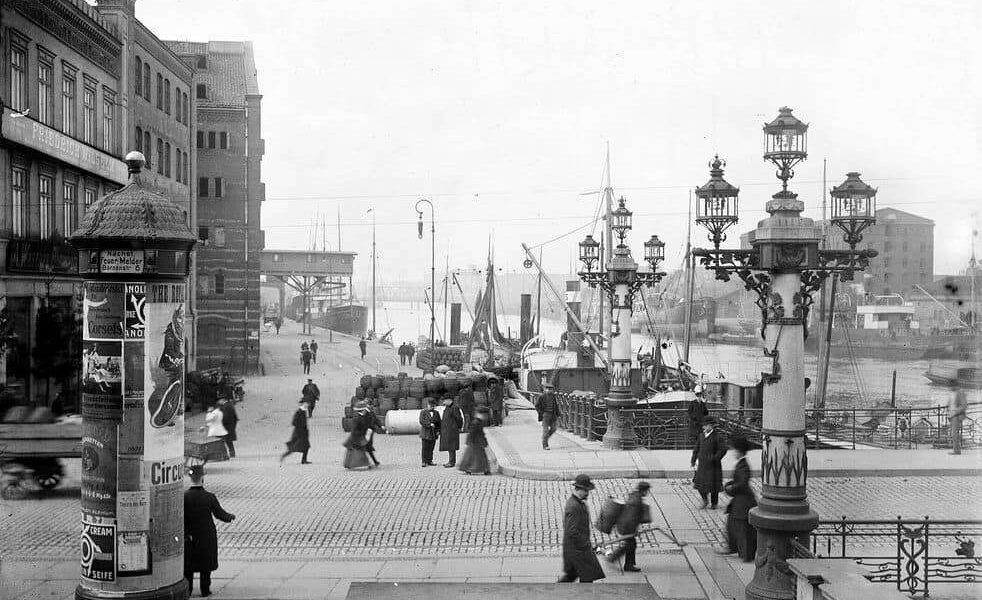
[418,398,441,467]
[439,397,464,467]
[184,466,235,597]
[301,378,320,416]
[558,474,605,583]
[686,386,709,446]
[691,415,726,508]
[458,381,475,433]
[717,434,757,561]
[535,384,561,450]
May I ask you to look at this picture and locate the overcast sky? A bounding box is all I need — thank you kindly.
[136,0,979,290]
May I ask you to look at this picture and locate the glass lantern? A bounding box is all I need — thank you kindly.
[695,155,740,247]
[610,197,633,244]
[578,234,600,271]
[830,172,877,247]
[644,235,665,269]
[763,106,808,158]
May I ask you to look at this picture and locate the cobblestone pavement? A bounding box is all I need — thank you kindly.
[3,320,981,562]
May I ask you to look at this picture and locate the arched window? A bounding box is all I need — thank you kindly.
[143,64,151,100]
[164,142,171,177]
[135,57,142,96]
[176,151,182,184]
[143,131,152,166]
[164,78,170,115]
[135,126,142,153]
[156,138,163,174]
[156,73,163,109]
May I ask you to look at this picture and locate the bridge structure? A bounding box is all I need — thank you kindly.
[261,249,356,334]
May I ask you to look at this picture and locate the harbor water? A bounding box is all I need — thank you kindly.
[375,300,976,409]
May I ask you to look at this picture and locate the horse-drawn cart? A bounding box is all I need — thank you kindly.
[0,420,82,499]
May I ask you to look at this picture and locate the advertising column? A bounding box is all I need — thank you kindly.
[71,152,196,600]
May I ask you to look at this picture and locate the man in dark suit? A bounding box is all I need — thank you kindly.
[691,415,726,509]
[439,397,464,467]
[558,474,605,583]
[301,378,320,416]
[535,383,561,450]
[184,466,235,597]
[418,398,441,467]
[605,481,651,571]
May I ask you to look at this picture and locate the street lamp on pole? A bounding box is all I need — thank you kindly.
[576,196,665,449]
[692,107,877,600]
[415,199,436,364]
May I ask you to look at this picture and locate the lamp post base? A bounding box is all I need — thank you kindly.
[602,402,637,450]
[745,504,819,600]
[77,579,189,600]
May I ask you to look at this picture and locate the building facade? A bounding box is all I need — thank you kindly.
[93,0,198,368]
[0,0,129,411]
[166,40,264,373]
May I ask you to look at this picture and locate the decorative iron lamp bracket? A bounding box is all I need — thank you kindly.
[577,269,665,310]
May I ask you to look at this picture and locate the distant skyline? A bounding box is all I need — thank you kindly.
[132,0,980,288]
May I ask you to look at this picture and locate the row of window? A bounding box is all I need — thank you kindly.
[133,126,189,184]
[10,165,100,239]
[9,38,117,152]
[196,130,229,150]
[134,56,189,126]
[198,177,225,198]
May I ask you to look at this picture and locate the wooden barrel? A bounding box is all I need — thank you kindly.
[354,387,366,399]
[344,406,354,419]
[341,417,353,432]
[443,377,460,395]
[409,381,426,399]
[364,387,377,399]
[371,375,385,389]
[425,378,445,394]
[379,398,395,412]
[402,397,422,410]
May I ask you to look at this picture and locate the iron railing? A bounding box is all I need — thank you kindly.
[810,517,982,597]
[552,393,981,451]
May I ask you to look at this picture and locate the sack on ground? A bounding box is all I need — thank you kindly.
[596,496,624,534]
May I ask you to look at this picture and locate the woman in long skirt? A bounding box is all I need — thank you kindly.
[342,401,373,470]
[716,434,758,561]
[458,408,491,475]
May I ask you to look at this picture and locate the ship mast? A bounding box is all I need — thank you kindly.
[683,190,694,363]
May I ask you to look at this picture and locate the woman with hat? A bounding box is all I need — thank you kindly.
[558,474,605,583]
[691,415,726,509]
[280,399,312,465]
[457,407,491,475]
[184,466,235,597]
[342,400,374,470]
[717,434,758,561]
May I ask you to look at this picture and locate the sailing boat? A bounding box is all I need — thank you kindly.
[306,213,369,336]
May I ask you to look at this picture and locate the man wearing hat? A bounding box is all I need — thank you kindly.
[418,397,442,467]
[535,382,562,450]
[301,378,320,416]
[558,474,606,583]
[280,399,312,464]
[184,466,235,597]
[605,481,652,571]
[691,415,726,509]
[687,385,709,447]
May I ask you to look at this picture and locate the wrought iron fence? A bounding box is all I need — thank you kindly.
[810,517,982,597]
[552,395,980,451]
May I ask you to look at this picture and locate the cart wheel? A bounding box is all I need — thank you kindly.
[34,472,62,489]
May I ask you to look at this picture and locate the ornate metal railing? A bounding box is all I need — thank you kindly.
[810,517,982,597]
[552,397,981,451]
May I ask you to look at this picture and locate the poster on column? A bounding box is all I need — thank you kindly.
[143,283,186,458]
[80,419,118,517]
[119,341,145,455]
[143,283,187,560]
[80,515,116,582]
[83,282,125,340]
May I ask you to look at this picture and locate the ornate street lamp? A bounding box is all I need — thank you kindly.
[691,107,877,600]
[414,199,436,364]
[576,196,665,449]
[830,171,877,248]
[695,155,740,249]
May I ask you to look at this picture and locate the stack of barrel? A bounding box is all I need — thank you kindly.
[342,368,502,433]
[414,346,465,372]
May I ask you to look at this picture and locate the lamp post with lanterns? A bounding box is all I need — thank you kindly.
[577,196,665,449]
[692,107,877,600]
[415,199,436,361]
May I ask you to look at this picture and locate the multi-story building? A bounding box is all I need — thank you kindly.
[93,0,197,368]
[0,0,128,410]
[165,40,264,373]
